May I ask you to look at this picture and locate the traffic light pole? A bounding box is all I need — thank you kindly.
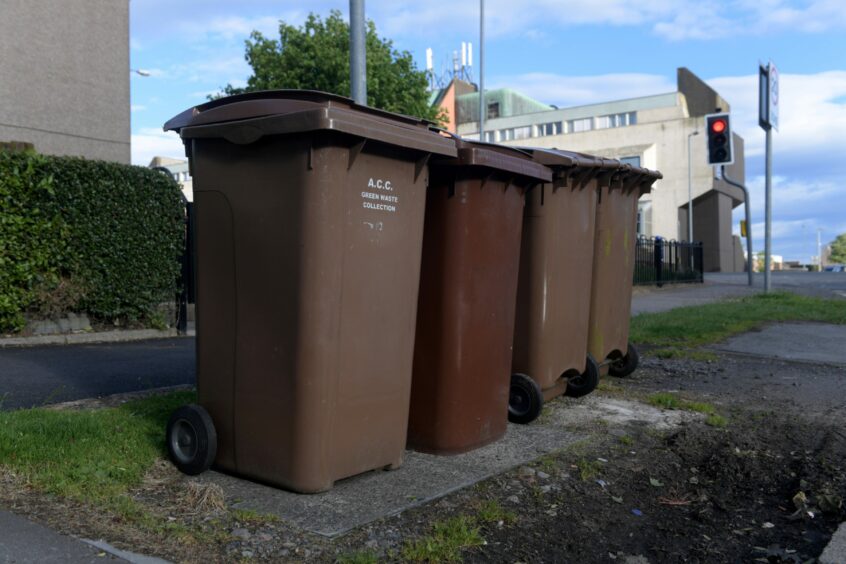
[721,166,753,287]
[764,127,773,292]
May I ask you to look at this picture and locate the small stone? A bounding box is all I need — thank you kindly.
[241,550,254,558]
[539,485,552,494]
[256,533,273,542]
[536,471,551,480]
[232,528,251,540]
[365,540,378,549]
[507,495,520,504]
[517,466,536,478]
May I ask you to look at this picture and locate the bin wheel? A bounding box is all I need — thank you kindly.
[167,404,217,476]
[608,344,640,378]
[508,373,543,424]
[565,355,600,398]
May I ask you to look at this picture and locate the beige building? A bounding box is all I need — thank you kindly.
[149,156,193,201]
[450,68,746,272]
[0,0,130,163]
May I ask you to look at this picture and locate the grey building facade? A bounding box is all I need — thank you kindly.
[0,0,130,163]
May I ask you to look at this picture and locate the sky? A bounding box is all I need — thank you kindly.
[129,0,846,263]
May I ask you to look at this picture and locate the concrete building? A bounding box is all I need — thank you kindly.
[149,156,193,202]
[445,68,746,272]
[0,0,130,163]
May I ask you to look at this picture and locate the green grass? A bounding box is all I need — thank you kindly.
[0,390,195,503]
[647,392,716,414]
[401,515,485,562]
[630,292,846,347]
[576,458,602,481]
[705,414,728,427]
[475,499,516,525]
[618,435,634,446]
[230,508,280,526]
[647,393,728,427]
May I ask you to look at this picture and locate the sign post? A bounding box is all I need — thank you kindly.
[759,61,778,292]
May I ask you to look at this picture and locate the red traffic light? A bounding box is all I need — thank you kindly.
[711,119,727,134]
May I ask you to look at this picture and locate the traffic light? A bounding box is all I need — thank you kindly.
[705,112,734,166]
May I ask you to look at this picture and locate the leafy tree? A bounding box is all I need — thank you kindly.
[220,10,443,123]
[829,233,846,264]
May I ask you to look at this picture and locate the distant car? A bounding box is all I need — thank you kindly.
[824,265,845,272]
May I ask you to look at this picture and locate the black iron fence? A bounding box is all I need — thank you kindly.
[634,236,703,286]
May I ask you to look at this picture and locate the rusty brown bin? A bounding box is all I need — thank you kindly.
[162,90,456,493]
[589,164,662,378]
[407,138,551,455]
[509,150,620,423]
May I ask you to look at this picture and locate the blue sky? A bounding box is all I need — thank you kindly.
[129,0,846,262]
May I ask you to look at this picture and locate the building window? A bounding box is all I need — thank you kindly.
[487,102,500,119]
[596,111,637,129]
[567,117,593,133]
[484,131,496,143]
[636,201,652,236]
[537,121,562,136]
[620,156,641,167]
[513,126,532,140]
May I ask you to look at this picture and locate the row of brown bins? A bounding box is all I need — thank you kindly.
[162,90,661,493]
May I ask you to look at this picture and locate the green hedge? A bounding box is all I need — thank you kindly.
[0,151,184,332]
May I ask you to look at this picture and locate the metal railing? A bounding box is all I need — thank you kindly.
[634,236,703,286]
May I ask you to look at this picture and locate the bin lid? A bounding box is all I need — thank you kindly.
[434,137,552,183]
[163,90,456,157]
[516,147,620,186]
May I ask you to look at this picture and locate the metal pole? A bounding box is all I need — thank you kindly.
[349,0,366,105]
[764,127,773,291]
[817,228,823,271]
[478,0,485,140]
[721,165,754,287]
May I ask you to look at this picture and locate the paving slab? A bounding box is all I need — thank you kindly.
[631,282,757,315]
[713,322,846,366]
[820,521,846,564]
[202,396,695,537]
[0,509,121,563]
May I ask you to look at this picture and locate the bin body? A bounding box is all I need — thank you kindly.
[512,150,607,400]
[165,91,455,492]
[588,169,659,365]
[407,141,551,454]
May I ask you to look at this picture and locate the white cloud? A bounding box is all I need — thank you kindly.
[491,72,675,107]
[131,129,185,167]
[744,175,841,216]
[179,15,286,41]
[130,105,146,113]
[371,0,846,41]
[707,71,846,170]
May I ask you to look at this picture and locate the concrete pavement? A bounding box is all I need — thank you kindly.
[0,510,120,563]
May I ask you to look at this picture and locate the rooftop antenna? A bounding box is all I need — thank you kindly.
[426,47,434,90]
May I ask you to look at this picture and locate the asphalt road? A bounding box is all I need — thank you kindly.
[0,338,194,411]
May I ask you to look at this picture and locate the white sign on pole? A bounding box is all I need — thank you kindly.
[768,62,779,132]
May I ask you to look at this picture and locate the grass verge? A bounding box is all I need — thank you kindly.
[630,292,846,348]
[0,390,195,503]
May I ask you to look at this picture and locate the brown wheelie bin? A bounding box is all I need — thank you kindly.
[588,164,662,378]
[509,150,620,424]
[407,138,551,454]
[161,90,456,493]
